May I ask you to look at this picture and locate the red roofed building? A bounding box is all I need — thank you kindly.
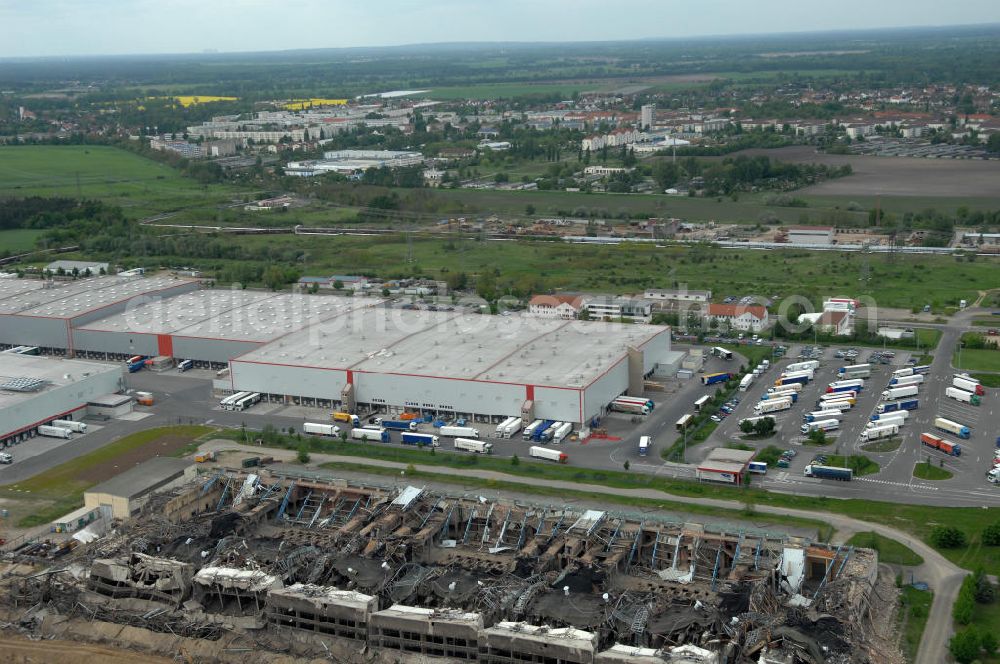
[705,303,770,333]
[817,310,852,336]
[528,294,584,319]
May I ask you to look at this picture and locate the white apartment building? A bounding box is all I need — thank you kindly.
[527,295,584,319]
[704,304,770,333]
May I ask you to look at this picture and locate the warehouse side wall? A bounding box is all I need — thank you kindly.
[583,360,630,424]
[0,314,71,351]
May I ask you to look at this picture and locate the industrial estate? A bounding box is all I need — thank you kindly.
[3,15,1000,664]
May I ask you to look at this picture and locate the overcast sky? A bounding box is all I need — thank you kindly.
[2,0,999,58]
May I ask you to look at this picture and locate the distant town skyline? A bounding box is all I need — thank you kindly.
[2,0,1000,58]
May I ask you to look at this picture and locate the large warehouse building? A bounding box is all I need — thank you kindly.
[0,353,124,447]
[0,276,672,427]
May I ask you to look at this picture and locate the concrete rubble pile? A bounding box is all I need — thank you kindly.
[0,468,903,663]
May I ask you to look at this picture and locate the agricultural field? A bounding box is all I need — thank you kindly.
[0,145,242,218]
[173,95,238,106]
[0,228,45,254]
[954,348,1000,372]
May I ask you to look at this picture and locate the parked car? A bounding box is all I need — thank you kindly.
[782,449,797,458]
[710,415,722,422]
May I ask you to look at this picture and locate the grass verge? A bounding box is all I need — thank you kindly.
[954,348,1000,372]
[970,373,1000,388]
[860,439,902,453]
[913,462,954,481]
[1,425,214,527]
[846,531,924,566]
[826,455,880,477]
[898,585,933,663]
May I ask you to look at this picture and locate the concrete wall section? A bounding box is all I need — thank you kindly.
[70,329,160,358]
[355,372,526,419]
[532,385,584,424]
[638,328,672,373]
[170,336,263,363]
[0,314,71,350]
[583,360,629,424]
[230,361,349,400]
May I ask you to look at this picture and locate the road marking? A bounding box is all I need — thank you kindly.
[857,477,939,490]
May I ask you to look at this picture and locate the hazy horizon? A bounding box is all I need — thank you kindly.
[3,0,1000,58]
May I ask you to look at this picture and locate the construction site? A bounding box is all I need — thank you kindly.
[0,466,902,664]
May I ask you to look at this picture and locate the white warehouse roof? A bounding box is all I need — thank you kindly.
[0,353,121,412]
[0,275,195,318]
[236,308,668,388]
[78,291,385,343]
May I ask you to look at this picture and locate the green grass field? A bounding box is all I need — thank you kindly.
[202,234,991,310]
[954,348,1000,372]
[845,531,924,566]
[971,373,1000,388]
[913,462,954,481]
[0,145,240,218]
[899,585,933,663]
[0,228,45,253]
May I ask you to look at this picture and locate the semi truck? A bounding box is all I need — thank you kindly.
[778,368,814,381]
[614,396,655,410]
[332,412,361,427]
[552,422,573,443]
[767,383,803,394]
[945,387,981,406]
[701,372,731,386]
[535,421,559,442]
[739,374,754,392]
[882,385,919,401]
[920,432,962,456]
[351,428,389,443]
[754,397,792,414]
[376,419,418,432]
[638,436,651,457]
[529,446,568,463]
[522,420,544,441]
[866,415,906,429]
[775,372,811,387]
[892,367,914,378]
[804,464,853,481]
[804,410,844,423]
[786,360,820,373]
[50,419,87,433]
[870,410,909,423]
[820,392,856,404]
[401,432,440,448]
[440,425,480,438]
[610,400,650,415]
[877,399,918,414]
[304,422,341,437]
[820,399,854,411]
[495,417,522,438]
[38,425,72,439]
[954,377,986,396]
[860,424,899,442]
[455,438,493,454]
[913,364,931,375]
[889,375,924,387]
[761,390,798,403]
[839,363,871,376]
[934,417,971,439]
[827,379,864,393]
[800,419,840,435]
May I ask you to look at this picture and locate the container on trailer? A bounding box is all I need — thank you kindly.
[804,464,852,481]
[351,428,389,443]
[912,364,931,375]
[50,419,87,433]
[786,360,820,373]
[870,410,909,422]
[610,400,649,415]
[739,374,754,391]
[934,417,971,439]
[920,432,962,456]
[37,425,72,439]
[401,432,440,448]
[552,422,573,443]
[827,379,864,393]
[496,416,518,437]
[529,445,568,463]
[701,372,731,386]
[866,414,906,429]
[440,425,480,438]
[522,420,544,440]
[614,396,655,409]
[761,390,798,402]
[502,417,523,437]
[332,412,361,427]
[882,385,919,401]
[455,438,492,454]
[754,397,792,414]
[953,377,986,396]
[377,419,418,431]
[861,424,899,442]
[767,383,803,394]
[890,375,924,387]
[892,367,914,378]
[945,387,981,406]
[304,422,341,437]
[805,410,844,423]
[800,419,840,435]
[839,363,871,375]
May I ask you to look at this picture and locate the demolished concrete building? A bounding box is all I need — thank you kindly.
[0,466,898,664]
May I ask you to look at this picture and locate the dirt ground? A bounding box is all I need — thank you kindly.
[74,433,198,485]
[735,146,1000,198]
[0,637,175,663]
